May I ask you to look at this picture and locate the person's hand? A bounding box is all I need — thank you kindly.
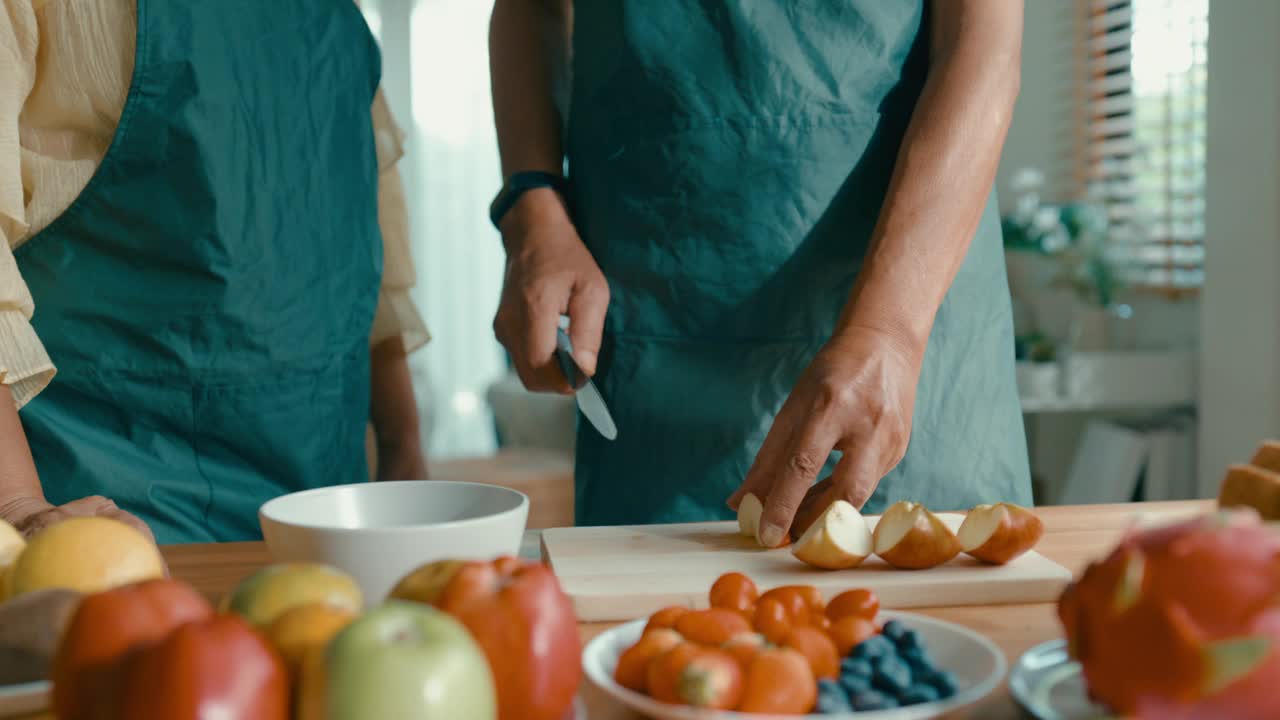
[1,495,158,546]
[493,189,609,393]
[728,326,923,547]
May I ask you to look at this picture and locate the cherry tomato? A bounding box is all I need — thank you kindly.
[825,588,880,622]
[829,616,879,657]
[757,586,808,625]
[645,605,691,634]
[752,596,793,645]
[709,572,759,617]
[674,608,753,646]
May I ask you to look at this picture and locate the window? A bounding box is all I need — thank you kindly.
[1078,0,1208,290]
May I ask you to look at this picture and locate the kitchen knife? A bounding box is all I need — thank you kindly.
[555,325,618,441]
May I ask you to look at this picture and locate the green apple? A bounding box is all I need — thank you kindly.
[314,600,497,720]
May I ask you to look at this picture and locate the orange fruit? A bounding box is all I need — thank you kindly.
[783,626,839,680]
[674,608,752,646]
[826,588,879,622]
[265,602,356,677]
[829,615,879,657]
[674,646,743,709]
[722,631,768,670]
[738,647,817,714]
[709,572,758,618]
[644,605,690,634]
[752,596,793,644]
[614,628,684,692]
[646,643,701,703]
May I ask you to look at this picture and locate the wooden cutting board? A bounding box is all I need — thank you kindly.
[541,513,1073,622]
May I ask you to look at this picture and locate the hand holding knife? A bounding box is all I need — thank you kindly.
[554,319,618,441]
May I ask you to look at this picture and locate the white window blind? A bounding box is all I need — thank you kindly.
[1078,0,1209,290]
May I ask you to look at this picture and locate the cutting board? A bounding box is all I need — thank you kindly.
[541,513,1073,622]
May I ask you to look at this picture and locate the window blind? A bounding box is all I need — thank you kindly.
[1078,0,1209,290]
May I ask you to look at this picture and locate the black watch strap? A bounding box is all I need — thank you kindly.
[489,171,569,230]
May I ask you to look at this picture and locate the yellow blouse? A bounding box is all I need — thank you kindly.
[0,0,429,409]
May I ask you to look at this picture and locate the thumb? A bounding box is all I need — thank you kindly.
[567,280,608,376]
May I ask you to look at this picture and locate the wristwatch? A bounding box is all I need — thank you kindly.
[489,171,569,231]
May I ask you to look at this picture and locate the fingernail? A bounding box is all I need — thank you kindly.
[758,523,784,548]
[576,350,597,373]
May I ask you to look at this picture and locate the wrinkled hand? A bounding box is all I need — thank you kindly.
[2,495,158,546]
[729,327,923,547]
[493,190,609,393]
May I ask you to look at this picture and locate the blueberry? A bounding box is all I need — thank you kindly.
[872,655,913,696]
[850,689,900,711]
[900,644,934,671]
[838,673,873,697]
[900,683,941,705]
[895,628,923,651]
[881,619,908,643]
[850,634,895,660]
[923,669,960,698]
[840,657,874,679]
[815,678,853,713]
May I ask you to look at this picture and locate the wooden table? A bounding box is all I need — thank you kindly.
[11,499,1212,719]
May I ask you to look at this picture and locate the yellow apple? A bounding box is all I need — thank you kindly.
[0,519,24,602]
[791,500,873,570]
[8,517,163,596]
[737,493,764,540]
[222,563,363,628]
[872,501,961,570]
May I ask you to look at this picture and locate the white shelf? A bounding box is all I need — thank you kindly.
[1018,351,1197,413]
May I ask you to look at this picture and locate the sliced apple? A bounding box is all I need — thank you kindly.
[791,500,873,570]
[737,493,764,539]
[956,503,1045,565]
[872,501,961,570]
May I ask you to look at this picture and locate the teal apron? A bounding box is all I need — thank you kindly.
[568,1,1032,525]
[15,0,383,544]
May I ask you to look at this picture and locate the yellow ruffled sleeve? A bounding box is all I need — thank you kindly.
[0,1,55,408]
[370,88,430,353]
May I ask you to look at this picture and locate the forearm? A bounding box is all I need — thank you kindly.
[369,336,421,452]
[0,384,44,509]
[837,0,1023,358]
[489,0,574,244]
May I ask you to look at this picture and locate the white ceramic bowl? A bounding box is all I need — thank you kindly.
[259,480,530,603]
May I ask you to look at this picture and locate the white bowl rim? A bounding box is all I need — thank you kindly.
[583,610,1009,719]
[258,479,530,535]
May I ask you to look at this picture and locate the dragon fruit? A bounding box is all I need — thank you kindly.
[1057,508,1280,720]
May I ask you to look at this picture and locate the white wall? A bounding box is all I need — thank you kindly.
[1197,0,1280,493]
[997,1,1076,208]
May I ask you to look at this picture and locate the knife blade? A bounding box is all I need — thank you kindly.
[555,326,618,441]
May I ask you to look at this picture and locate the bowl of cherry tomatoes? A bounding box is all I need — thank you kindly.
[582,573,1006,718]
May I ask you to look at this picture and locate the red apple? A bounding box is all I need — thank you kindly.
[957,503,1045,564]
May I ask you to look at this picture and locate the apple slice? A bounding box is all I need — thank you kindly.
[872,501,961,570]
[791,500,873,570]
[737,493,764,539]
[957,503,1045,565]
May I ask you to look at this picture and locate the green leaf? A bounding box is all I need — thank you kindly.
[1112,550,1145,614]
[1203,636,1271,694]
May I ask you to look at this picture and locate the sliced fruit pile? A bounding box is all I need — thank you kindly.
[740,495,1044,571]
[614,573,959,714]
